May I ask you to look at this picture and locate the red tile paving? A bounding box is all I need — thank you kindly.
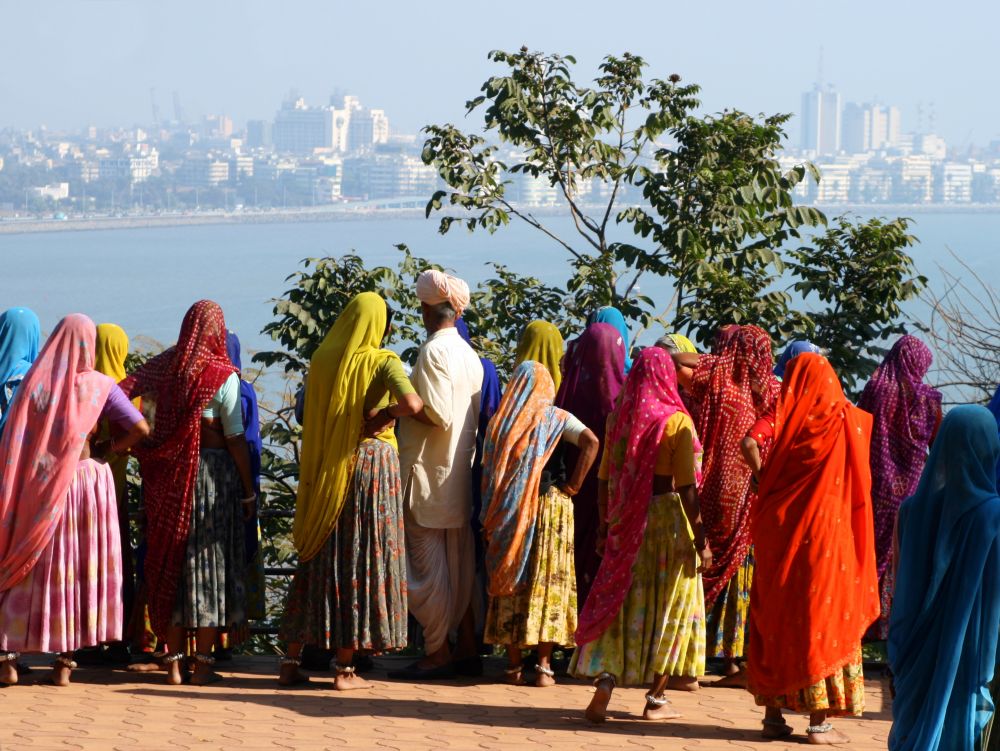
[1,655,891,750]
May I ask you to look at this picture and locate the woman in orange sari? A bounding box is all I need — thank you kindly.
[745,353,879,745]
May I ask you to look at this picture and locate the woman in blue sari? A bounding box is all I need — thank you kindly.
[773,340,821,380]
[987,386,1000,491]
[0,307,41,436]
[889,405,1000,751]
[226,331,265,622]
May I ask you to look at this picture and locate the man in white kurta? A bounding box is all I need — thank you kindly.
[394,270,483,677]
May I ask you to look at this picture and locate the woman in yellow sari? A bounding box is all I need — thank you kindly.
[94,323,140,653]
[277,293,423,690]
[515,320,565,391]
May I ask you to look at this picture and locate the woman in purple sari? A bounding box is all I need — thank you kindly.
[857,334,941,640]
[555,323,626,607]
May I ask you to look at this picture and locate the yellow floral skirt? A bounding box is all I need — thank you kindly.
[754,650,865,717]
[484,488,577,648]
[569,492,705,684]
[706,552,753,659]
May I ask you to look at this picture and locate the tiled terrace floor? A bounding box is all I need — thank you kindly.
[1,655,891,750]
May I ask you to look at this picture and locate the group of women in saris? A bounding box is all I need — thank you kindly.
[4,292,1000,749]
[0,303,262,687]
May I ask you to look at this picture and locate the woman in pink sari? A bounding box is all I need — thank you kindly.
[0,314,149,686]
[571,346,711,723]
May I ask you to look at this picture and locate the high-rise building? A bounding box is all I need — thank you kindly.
[246,120,271,149]
[839,102,903,154]
[801,85,841,155]
[842,103,872,154]
[272,98,334,154]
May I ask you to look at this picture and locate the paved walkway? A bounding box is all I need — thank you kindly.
[1,655,891,750]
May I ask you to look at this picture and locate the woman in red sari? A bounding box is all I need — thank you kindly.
[673,324,779,685]
[745,353,879,744]
[121,300,256,685]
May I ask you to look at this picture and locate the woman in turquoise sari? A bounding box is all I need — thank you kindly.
[0,307,41,436]
[889,405,1000,751]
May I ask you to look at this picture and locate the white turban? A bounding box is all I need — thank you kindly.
[415,269,471,318]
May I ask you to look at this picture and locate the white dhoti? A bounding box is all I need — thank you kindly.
[404,508,475,655]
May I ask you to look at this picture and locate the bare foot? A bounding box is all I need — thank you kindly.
[48,664,72,687]
[128,657,166,673]
[503,668,526,686]
[585,679,613,724]
[762,722,794,739]
[808,727,850,745]
[0,661,18,686]
[333,671,371,691]
[277,663,311,687]
[642,698,682,721]
[190,665,222,686]
[165,660,186,686]
[712,670,748,689]
[667,675,699,692]
[535,671,556,688]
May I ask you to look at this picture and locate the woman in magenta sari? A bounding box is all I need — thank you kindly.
[571,347,710,723]
[555,322,626,606]
[0,315,148,686]
[857,334,941,640]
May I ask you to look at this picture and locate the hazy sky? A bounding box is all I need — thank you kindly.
[1,0,996,147]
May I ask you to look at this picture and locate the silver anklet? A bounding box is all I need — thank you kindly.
[593,672,616,688]
[0,651,19,663]
[194,653,216,666]
[280,656,302,667]
[504,665,523,675]
[162,652,186,664]
[535,664,555,678]
[332,662,355,674]
[807,722,833,734]
[52,656,78,669]
[645,692,669,707]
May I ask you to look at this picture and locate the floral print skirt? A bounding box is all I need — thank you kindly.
[279,439,408,652]
[171,449,247,630]
[484,487,577,648]
[754,649,865,716]
[706,551,754,659]
[0,459,122,653]
[569,492,705,684]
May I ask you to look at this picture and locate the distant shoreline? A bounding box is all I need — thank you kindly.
[1,203,999,236]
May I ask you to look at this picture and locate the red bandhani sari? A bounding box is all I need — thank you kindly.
[689,325,778,603]
[120,300,236,635]
[747,353,879,697]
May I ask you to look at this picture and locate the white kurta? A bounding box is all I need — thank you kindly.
[398,326,483,530]
[397,325,483,653]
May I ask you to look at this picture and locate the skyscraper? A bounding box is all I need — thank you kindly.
[801,85,841,155]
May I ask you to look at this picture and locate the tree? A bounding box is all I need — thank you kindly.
[924,250,1000,404]
[787,217,925,396]
[421,48,923,387]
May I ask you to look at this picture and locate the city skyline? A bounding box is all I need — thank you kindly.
[1,0,996,148]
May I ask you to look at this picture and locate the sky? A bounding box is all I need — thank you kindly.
[1,0,997,148]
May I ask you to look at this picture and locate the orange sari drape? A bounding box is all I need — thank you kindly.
[747,353,879,698]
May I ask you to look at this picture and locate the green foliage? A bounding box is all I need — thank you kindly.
[788,217,925,395]
[421,47,922,388]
